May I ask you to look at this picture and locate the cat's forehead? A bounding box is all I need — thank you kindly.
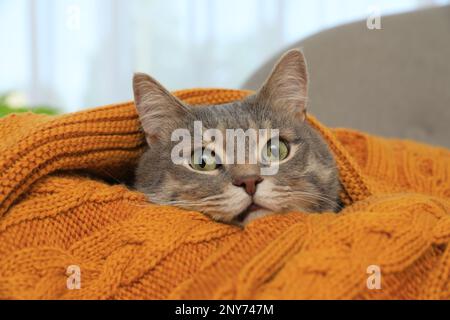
[189,99,271,130]
[185,101,302,143]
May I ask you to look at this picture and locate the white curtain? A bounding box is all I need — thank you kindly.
[0,0,448,112]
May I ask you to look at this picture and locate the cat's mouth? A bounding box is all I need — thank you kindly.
[235,203,267,223]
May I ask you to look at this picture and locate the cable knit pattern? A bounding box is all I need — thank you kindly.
[0,89,449,300]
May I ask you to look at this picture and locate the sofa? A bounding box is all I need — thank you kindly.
[243,5,450,148]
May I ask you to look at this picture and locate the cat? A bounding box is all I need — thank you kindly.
[132,49,342,226]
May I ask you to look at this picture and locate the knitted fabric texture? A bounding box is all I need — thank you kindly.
[0,89,449,300]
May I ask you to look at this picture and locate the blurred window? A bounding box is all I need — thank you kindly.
[0,0,448,112]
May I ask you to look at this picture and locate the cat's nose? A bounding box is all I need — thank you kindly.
[232,176,264,196]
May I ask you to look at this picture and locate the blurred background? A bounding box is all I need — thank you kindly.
[1,0,449,115]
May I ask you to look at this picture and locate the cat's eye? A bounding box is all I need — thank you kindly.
[263,139,289,162]
[190,149,220,171]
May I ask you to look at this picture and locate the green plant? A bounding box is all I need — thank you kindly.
[0,92,59,117]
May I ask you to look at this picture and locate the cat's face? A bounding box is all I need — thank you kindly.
[133,50,341,225]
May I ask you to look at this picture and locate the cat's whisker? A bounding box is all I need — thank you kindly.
[199,194,230,201]
[158,199,230,208]
[298,193,342,207]
[146,193,228,205]
[287,191,343,210]
[274,188,342,212]
[278,194,321,207]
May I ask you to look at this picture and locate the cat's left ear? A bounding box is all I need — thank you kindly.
[256,49,308,121]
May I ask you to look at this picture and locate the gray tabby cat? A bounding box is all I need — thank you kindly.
[133,49,341,226]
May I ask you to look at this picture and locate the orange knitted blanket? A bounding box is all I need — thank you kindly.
[0,89,449,300]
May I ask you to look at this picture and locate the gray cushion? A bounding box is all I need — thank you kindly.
[242,5,450,148]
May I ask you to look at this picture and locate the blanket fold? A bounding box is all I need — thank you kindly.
[0,89,449,299]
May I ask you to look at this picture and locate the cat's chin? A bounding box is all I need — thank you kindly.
[233,204,273,226]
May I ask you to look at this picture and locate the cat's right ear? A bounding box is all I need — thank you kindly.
[255,49,308,121]
[133,73,189,144]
